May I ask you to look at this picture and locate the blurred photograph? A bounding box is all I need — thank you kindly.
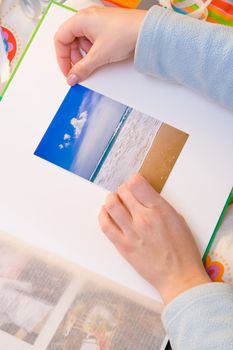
[47,281,165,350]
[0,236,71,344]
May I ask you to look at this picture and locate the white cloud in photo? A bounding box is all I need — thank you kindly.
[70,110,88,138]
[64,133,71,141]
[71,96,127,178]
[58,144,64,150]
[64,142,71,148]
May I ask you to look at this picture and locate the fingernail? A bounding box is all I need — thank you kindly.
[67,73,79,86]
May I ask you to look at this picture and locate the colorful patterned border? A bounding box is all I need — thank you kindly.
[1,24,21,65]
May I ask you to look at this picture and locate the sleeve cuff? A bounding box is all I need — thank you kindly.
[162,282,233,328]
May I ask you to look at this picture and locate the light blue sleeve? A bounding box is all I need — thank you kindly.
[134,6,233,110]
[162,282,233,350]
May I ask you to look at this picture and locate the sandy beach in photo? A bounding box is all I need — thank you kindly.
[94,109,162,191]
[140,123,189,193]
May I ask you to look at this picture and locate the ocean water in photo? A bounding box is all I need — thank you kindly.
[35,85,128,180]
[94,110,162,191]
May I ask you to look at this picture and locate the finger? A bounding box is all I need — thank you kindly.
[54,14,86,76]
[67,42,103,85]
[71,37,92,65]
[79,36,92,54]
[117,182,143,217]
[104,193,136,237]
[54,37,72,76]
[98,206,126,249]
[126,173,165,208]
[69,39,81,65]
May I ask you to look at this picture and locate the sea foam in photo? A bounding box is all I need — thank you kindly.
[35,85,188,193]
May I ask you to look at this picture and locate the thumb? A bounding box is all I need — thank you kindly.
[66,44,102,85]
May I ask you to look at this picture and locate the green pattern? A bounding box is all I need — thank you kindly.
[208,9,233,26]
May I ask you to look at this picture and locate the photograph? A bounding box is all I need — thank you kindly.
[35,85,189,193]
[0,234,72,345]
[47,281,166,350]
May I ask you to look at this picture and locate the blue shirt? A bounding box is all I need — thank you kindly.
[162,283,233,349]
[135,6,233,110]
[134,8,233,349]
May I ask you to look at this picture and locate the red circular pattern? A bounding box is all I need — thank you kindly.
[1,26,17,62]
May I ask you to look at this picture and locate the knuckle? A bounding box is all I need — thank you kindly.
[100,218,111,234]
[98,211,111,233]
[78,8,88,15]
[88,5,98,12]
[117,184,127,198]
[80,6,98,16]
[105,193,118,211]
[54,30,61,43]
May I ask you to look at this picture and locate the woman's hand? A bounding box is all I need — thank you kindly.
[54,6,147,85]
[99,173,210,304]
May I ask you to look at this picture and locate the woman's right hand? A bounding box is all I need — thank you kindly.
[54,6,147,85]
[99,174,210,305]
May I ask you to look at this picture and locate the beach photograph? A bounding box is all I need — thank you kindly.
[35,85,189,193]
[0,234,71,345]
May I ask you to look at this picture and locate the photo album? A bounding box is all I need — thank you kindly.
[0,1,233,350]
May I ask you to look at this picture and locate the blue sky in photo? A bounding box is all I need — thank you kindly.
[35,85,128,180]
